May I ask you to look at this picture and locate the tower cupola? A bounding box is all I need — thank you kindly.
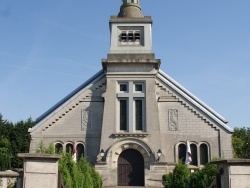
[118,0,144,18]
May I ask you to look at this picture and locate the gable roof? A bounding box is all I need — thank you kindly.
[157,70,233,133]
[29,69,233,133]
[29,70,105,133]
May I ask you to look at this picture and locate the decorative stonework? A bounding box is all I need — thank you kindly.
[168,109,179,131]
[111,133,149,139]
[81,109,92,130]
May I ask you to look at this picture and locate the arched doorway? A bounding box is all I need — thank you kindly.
[118,149,144,186]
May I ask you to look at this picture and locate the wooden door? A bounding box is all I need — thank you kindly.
[118,149,144,186]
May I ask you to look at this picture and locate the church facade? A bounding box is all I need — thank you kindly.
[29,1,233,187]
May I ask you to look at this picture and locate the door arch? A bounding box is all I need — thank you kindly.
[118,149,144,186]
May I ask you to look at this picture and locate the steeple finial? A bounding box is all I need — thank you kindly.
[118,0,144,18]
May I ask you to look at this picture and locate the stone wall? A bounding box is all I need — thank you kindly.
[18,153,60,188]
[212,159,250,188]
[0,170,21,188]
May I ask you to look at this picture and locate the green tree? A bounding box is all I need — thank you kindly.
[10,118,33,168]
[37,142,103,188]
[163,162,190,188]
[0,114,12,170]
[58,154,102,188]
[0,114,34,169]
[162,162,216,188]
[0,136,11,171]
[232,127,250,158]
[189,163,216,188]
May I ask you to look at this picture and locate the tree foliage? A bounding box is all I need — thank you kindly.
[162,162,216,188]
[0,152,11,171]
[59,154,102,188]
[0,114,33,169]
[36,141,103,188]
[232,127,250,158]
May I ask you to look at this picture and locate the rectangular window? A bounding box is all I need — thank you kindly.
[134,32,140,41]
[135,100,143,130]
[135,84,143,92]
[120,100,127,130]
[121,32,127,42]
[120,84,127,92]
[128,32,134,41]
[118,27,144,46]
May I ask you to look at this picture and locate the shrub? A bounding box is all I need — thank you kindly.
[163,162,190,188]
[162,162,216,188]
[59,154,102,188]
[36,142,103,188]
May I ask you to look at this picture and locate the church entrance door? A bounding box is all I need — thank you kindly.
[117,149,144,186]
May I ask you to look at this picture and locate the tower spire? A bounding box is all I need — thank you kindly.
[118,0,144,18]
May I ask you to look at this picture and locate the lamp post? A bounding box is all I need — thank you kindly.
[157,149,162,161]
[100,149,105,161]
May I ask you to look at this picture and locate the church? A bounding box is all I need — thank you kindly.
[29,1,233,187]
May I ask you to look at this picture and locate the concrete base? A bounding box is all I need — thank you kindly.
[18,153,60,188]
[212,158,250,188]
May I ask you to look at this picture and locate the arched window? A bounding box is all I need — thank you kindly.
[190,144,198,166]
[200,143,209,165]
[76,143,85,161]
[55,143,63,154]
[178,144,186,163]
[66,143,73,154]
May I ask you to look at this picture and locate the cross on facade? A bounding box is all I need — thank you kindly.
[117,81,145,132]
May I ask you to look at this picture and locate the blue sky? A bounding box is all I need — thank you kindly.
[0,0,249,128]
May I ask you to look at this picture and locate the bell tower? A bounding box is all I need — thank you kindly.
[108,0,155,58]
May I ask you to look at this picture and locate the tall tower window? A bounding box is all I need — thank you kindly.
[117,81,145,132]
[120,99,128,130]
[135,99,143,130]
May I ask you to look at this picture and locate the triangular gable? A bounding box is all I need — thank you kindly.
[29,70,105,133]
[157,69,233,133]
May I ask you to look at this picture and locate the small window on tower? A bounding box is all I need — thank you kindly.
[121,32,127,42]
[128,32,134,41]
[135,32,140,41]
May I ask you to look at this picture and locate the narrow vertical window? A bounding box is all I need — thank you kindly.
[121,32,127,42]
[134,32,140,41]
[178,144,186,163]
[55,143,63,154]
[120,100,127,130]
[66,143,73,154]
[190,144,198,166]
[200,144,208,165]
[128,32,134,41]
[77,144,85,161]
[135,100,143,130]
